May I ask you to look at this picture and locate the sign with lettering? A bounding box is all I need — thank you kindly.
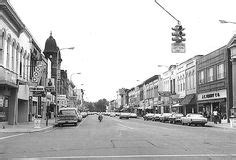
[45,78,55,92]
[198,89,227,101]
[29,86,45,97]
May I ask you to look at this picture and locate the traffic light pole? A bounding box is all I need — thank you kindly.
[154,0,180,24]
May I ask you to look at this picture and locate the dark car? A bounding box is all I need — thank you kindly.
[169,113,184,124]
[143,113,154,121]
[57,108,79,127]
[152,114,162,121]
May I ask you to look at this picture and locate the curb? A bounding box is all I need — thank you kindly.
[0,124,56,133]
[206,123,236,129]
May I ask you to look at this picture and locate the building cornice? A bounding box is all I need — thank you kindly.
[0,0,25,35]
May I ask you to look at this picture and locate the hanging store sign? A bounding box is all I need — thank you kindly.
[32,61,45,85]
[29,86,45,97]
[45,78,55,92]
[198,89,227,101]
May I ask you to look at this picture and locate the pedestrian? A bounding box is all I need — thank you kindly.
[213,110,218,124]
[218,112,222,124]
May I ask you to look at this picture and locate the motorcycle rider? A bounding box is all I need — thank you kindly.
[98,112,103,122]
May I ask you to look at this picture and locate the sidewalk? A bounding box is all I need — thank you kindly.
[0,118,56,133]
[206,119,236,129]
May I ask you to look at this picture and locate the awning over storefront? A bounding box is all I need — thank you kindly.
[180,94,196,105]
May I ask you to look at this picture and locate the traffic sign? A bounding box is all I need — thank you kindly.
[171,43,185,53]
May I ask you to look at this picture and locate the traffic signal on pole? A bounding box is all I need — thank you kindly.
[171,24,186,43]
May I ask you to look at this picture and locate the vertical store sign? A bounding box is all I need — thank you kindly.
[32,61,45,85]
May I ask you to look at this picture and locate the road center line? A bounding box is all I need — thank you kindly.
[38,154,236,159]
[0,133,25,141]
[118,123,134,130]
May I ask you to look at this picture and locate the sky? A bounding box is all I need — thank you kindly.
[11,0,236,102]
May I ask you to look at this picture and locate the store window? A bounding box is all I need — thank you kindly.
[0,96,8,122]
[207,67,213,82]
[6,37,10,69]
[199,70,204,84]
[217,63,224,79]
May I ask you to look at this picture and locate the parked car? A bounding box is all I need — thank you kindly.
[57,108,80,126]
[159,113,173,122]
[81,112,88,118]
[152,113,162,121]
[77,112,83,122]
[129,113,138,118]
[143,113,155,121]
[169,113,184,124]
[181,114,207,126]
[115,112,121,116]
[110,112,116,117]
[119,112,130,119]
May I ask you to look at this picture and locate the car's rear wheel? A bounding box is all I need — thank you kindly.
[187,122,191,126]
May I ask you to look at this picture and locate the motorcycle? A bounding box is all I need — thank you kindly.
[98,115,103,122]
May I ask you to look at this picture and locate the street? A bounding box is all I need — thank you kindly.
[0,115,236,159]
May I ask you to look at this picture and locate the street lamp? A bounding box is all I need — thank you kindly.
[55,47,74,122]
[219,20,236,24]
[70,72,81,82]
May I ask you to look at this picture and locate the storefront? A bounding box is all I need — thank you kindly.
[197,89,227,121]
[180,94,197,115]
[0,96,9,122]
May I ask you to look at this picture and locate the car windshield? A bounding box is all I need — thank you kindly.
[189,114,203,118]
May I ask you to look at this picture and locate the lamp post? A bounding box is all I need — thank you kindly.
[70,72,81,82]
[55,47,74,122]
[219,19,236,121]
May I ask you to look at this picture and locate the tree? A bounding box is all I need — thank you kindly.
[94,98,108,112]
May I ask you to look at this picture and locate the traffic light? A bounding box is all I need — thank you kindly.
[171,24,186,43]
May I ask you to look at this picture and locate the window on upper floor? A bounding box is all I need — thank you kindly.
[19,50,23,77]
[207,67,213,82]
[11,42,15,72]
[199,70,204,84]
[217,63,224,80]
[6,38,10,69]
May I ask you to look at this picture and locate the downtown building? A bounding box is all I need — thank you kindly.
[196,45,232,122]
[0,0,48,124]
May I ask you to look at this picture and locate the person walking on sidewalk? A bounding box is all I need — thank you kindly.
[213,110,218,124]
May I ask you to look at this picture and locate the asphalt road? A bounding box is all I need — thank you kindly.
[0,115,236,159]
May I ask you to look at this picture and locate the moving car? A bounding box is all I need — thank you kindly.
[143,113,154,121]
[169,113,184,124]
[181,114,207,126]
[159,113,173,122]
[57,108,80,126]
[119,112,130,119]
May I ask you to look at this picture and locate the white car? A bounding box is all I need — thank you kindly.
[130,113,137,118]
[181,114,207,126]
[119,112,130,119]
[110,112,116,117]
